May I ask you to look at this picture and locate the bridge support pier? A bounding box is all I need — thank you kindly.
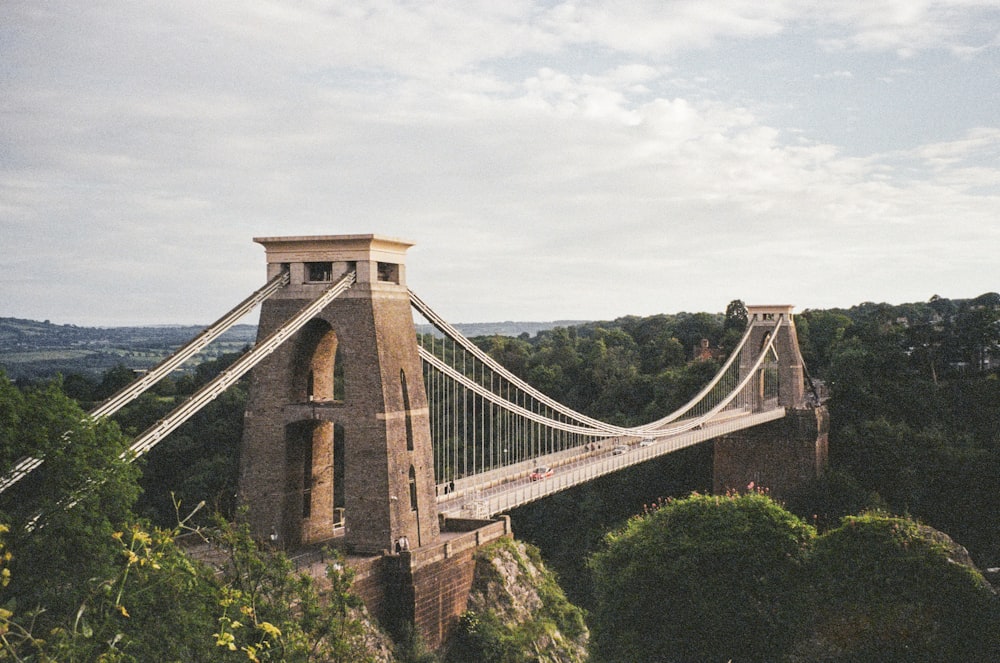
[713,405,829,499]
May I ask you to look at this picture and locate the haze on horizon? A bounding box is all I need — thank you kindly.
[2,2,998,327]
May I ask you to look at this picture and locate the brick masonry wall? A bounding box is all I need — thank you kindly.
[395,518,511,649]
[713,406,829,499]
[298,551,405,631]
[297,518,511,650]
[407,546,478,648]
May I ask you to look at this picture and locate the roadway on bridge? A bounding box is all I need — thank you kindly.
[435,407,786,519]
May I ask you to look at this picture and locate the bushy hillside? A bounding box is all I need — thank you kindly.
[589,493,1000,662]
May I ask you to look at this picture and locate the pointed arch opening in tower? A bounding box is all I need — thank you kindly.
[293,319,344,404]
[282,420,336,546]
[408,466,418,512]
[283,420,334,546]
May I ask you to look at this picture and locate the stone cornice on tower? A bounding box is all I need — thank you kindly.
[254,234,414,257]
[254,234,414,288]
[746,305,796,321]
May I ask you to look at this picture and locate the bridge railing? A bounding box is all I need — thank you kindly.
[439,407,787,517]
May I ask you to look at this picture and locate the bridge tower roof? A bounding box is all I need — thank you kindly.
[253,234,415,287]
[254,234,414,264]
[746,305,795,319]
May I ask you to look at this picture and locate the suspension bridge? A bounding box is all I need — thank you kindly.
[412,289,792,519]
[2,234,827,648]
[1,236,806,521]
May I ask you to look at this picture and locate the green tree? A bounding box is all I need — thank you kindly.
[672,312,723,357]
[0,511,380,662]
[722,299,749,351]
[955,297,1000,371]
[589,492,814,662]
[96,363,140,400]
[797,309,852,376]
[589,493,1000,663]
[0,374,140,624]
[797,512,1000,662]
[482,335,532,379]
[783,467,886,532]
[0,372,25,470]
[621,314,685,373]
[135,384,247,526]
[208,515,377,662]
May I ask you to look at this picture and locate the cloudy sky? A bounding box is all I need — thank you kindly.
[2,1,998,326]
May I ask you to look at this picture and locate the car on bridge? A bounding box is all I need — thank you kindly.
[640,438,654,447]
[612,444,629,455]
[530,466,554,481]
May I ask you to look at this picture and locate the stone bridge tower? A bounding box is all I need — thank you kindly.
[238,235,440,554]
[714,305,829,498]
[745,305,806,408]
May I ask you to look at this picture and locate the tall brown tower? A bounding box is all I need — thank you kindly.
[238,234,439,554]
[714,305,828,498]
[744,305,806,408]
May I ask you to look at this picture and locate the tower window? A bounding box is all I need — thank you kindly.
[377,262,399,284]
[306,262,332,282]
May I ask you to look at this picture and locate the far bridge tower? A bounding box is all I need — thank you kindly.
[714,305,829,498]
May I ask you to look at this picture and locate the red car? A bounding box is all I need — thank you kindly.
[530,466,554,481]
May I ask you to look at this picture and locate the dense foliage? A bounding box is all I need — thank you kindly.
[0,369,381,663]
[590,492,814,662]
[38,351,251,528]
[589,493,1000,662]
[795,293,1000,565]
[797,513,998,661]
[0,372,141,624]
[482,295,1000,595]
[2,290,997,659]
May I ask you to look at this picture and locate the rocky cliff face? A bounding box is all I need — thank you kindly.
[351,536,588,662]
[450,537,589,662]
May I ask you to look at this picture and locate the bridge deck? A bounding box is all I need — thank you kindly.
[436,407,786,518]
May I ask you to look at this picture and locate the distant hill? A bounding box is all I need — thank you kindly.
[0,317,581,381]
[415,320,588,339]
[0,317,257,381]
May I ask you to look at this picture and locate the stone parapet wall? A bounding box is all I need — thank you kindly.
[300,517,511,650]
[398,517,511,649]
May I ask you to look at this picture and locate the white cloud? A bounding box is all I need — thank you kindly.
[540,0,796,54]
[815,70,855,79]
[1,1,999,324]
[814,0,1000,56]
